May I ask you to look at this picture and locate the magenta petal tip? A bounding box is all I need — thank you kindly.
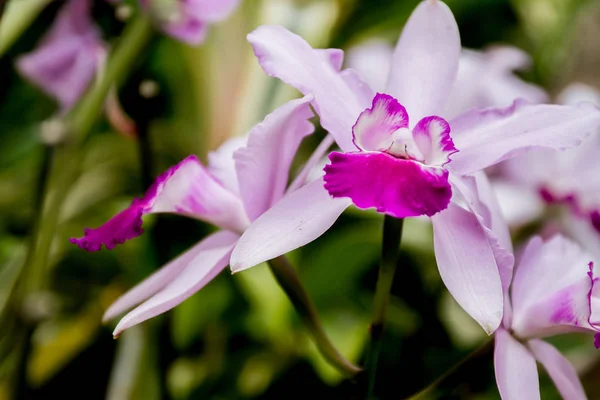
[69,204,145,252]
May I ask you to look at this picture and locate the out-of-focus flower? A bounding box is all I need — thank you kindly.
[494,83,600,232]
[494,235,598,400]
[346,40,548,118]
[16,0,107,113]
[231,0,600,334]
[142,0,240,45]
[71,96,314,335]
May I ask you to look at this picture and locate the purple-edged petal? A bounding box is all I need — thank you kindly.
[230,178,351,273]
[103,230,239,321]
[248,25,364,152]
[324,152,452,218]
[412,116,456,166]
[510,236,596,339]
[528,339,587,400]
[449,100,600,175]
[112,230,239,336]
[352,94,409,151]
[494,328,540,400]
[431,203,503,334]
[16,0,106,112]
[235,96,315,221]
[386,0,461,124]
[71,155,249,251]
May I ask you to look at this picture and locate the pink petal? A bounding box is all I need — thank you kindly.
[316,48,344,71]
[185,0,240,22]
[528,339,587,400]
[412,116,456,166]
[162,14,208,45]
[346,39,393,93]
[16,0,106,112]
[450,173,515,294]
[510,236,596,339]
[449,100,600,175]
[352,93,409,151]
[112,230,239,336]
[248,25,364,152]
[71,156,248,251]
[324,151,452,218]
[340,69,376,111]
[103,230,239,321]
[235,96,314,221]
[207,136,248,196]
[494,328,540,400]
[230,178,351,273]
[445,47,547,118]
[386,0,461,124]
[431,203,503,334]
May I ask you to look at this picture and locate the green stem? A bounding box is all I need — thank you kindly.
[8,16,155,394]
[0,0,52,57]
[268,256,362,377]
[365,215,404,399]
[406,339,494,400]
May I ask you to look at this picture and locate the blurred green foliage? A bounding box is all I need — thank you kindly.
[0,0,599,399]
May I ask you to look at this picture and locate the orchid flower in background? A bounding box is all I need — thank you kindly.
[346,39,548,118]
[230,0,600,334]
[493,83,600,237]
[70,96,314,336]
[494,234,599,400]
[16,0,107,113]
[141,0,240,45]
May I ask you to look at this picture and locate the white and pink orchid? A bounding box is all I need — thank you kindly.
[494,234,600,400]
[494,83,600,239]
[229,0,600,334]
[71,96,315,335]
[16,0,107,113]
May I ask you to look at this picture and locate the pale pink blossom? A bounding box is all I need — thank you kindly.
[16,0,107,112]
[494,235,599,400]
[494,83,600,235]
[71,97,315,335]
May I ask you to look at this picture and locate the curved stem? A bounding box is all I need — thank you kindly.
[365,215,404,399]
[406,338,494,400]
[268,255,362,377]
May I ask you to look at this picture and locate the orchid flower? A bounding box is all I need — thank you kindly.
[142,0,240,45]
[70,96,315,335]
[494,83,600,234]
[346,40,548,118]
[230,0,600,334]
[16,0,107,113]
[494,234,599,400]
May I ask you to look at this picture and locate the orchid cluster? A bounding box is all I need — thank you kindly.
[5,0,600,398]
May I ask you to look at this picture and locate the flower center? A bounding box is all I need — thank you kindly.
[379,127,424,162]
